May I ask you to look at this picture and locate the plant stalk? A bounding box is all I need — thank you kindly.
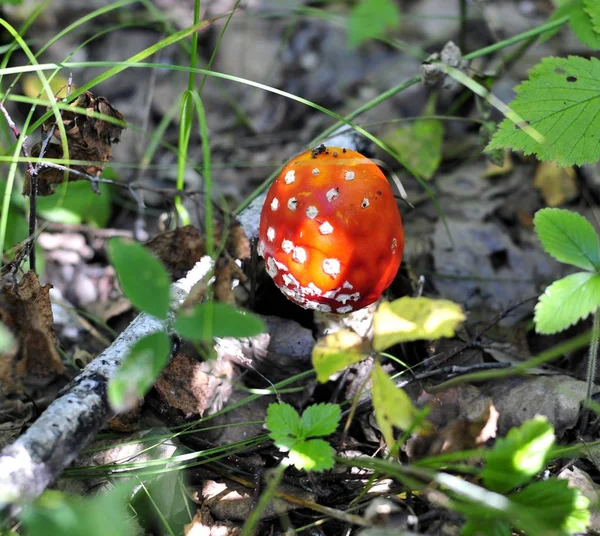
[585,308,600,403]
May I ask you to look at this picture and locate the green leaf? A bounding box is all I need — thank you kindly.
[299,403,341,439]
[534,272,600,334]
[482,416,555,494]
[347,0,401,49]
[287,439,335,472]
[534,208,600,271]
[37,182,111,227]
[107,238,171,320]
[384,96,443,180]
[511,479,590,535]
[173,301,265,341]
[108,330,171,412]
[461,518,511,536]
[21,486,135,536]
[267,402,301,438]
[570,0,600,48]
[486,56,600,166]
[312,329,371,383]
[584,0,600,33]
[373,297,465,351]
[371,362,428,448]
[0,322,15,354]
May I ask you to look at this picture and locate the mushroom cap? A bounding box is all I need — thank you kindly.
[258,146,404,314]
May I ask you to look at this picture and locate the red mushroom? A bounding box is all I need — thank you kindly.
[258,145,404,314]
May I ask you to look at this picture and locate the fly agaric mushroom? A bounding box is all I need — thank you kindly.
[258,145,404,314]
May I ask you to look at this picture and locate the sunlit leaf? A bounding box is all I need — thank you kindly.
[267,402,301,439]
[534,272,600,334]
[107,238,171,320]
[482,416,555,494]
[371,362,426,448]
[0,321,15,354]
[312,329,371,383]
[299,403,341,439]
[287,439,335,472]
[108,330,171,412]
[173,301,265,341]
[373,297,465,351]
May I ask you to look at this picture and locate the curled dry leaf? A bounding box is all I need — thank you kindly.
[0,271,64,394]
[24,90,126,196]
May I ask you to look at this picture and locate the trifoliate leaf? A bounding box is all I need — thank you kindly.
[287,439,335,472]
[486,56,600,166]
[347,0,401,49]
[266,402,301,439]
[584,0,600,33]
[299,403,341,439]
[108,330,171,412]
[174,301,265,342]
[511,479,590,535]
[534,272,600,334]
[373,297,465,351]
[107,238,171,320]
[482,416,555,494]
[533,208,600,271]
[371,362,425,448]
[312,329,371,383]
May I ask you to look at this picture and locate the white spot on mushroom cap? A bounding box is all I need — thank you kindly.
[337,305,353,314]
[257,240,265,257]
[271,198,279,211]
[306,283,323,296]
[287,197,298,211]
[326,188,339,202]
[274,260,289,271]
[281,239,294,254]
[282,273,300,288]
[361,198,370,208]
[319,221,333,235]
[312,168,320,176]
[391,237,398,253]
[292,247,307,264]
[284,170,295,184]
[322,258,341,278]
[266,257,278,277]
[306,206,318,219]
[316,304,332,313]
[344,170,355,181]
[343,281,353,289]
[267,227,275,242]
[336,292,360,304]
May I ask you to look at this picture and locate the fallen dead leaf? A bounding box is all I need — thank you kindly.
[185,506,241,536]
[558,466,600,532]
[533,161,578,207]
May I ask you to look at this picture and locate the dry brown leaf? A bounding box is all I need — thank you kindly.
[0,271,64,394]
[24,90,126,196]
[185,506,241,536]
[533,161,578,207]
[482,150,513,177]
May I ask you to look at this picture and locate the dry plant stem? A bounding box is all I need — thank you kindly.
[585,308,600,403]
[0,257,214,521]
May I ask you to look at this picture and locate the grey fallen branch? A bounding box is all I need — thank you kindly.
[0,258,213,520]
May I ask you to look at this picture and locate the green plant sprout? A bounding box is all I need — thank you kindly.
[106,237,266,412]
[533,208,600,404]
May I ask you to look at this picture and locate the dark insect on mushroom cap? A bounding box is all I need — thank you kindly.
[258,146,404,314]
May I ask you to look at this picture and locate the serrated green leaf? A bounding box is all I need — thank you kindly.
[107,238,171,320]
[312,329,371,383]
[287,439,335,472]
[461,518,511,536]
[267,402,301,438]
[0,322,15,354]
[486,56,600,166]
[270,433,297,453]
[174,301,265,342]
[584,0,600,33]
[482,416,555,494]
[107,330,171,412]
[299,403,341,439]
[373,297,465,351]
[347,0,401,49]
[384,96,443,180]
[533,208,600,271]
[571,0,600,48]
[534,272,600,334]
[371,362,427,448]
[511,479,590,535]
